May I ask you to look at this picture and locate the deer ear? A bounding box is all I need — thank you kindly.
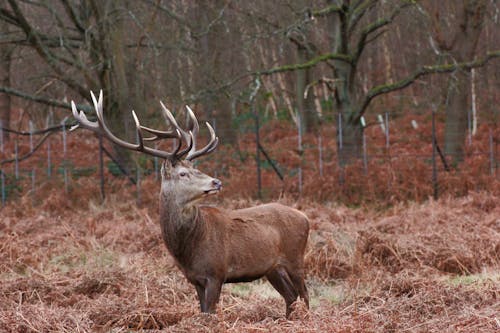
[161,160,175,179]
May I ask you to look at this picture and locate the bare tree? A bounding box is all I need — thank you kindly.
[256,0,500,165]
[0,18,13,138]
[426,0,489,163]
[0,1,166,167]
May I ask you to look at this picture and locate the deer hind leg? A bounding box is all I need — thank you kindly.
[266,266,299,317]
[288,271,309,308]
[195,278,223,314]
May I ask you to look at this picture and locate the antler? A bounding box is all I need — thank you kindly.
[71,90,218,161]
[158,102,219,161]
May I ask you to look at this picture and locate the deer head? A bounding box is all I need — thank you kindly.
[161,159,222,205]
[71,90,221,204]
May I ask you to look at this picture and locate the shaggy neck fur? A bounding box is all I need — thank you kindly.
[159,191,205,265]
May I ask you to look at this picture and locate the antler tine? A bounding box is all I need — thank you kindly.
[160,100,193,144]
[72,90,185,160]
[176,130,194,159]
[185,105,199,152]
[131,108,186,159]
[89,90,142,151]
[71,100,100,132]
[131,111,144,151]
[159,102,217,161]
[140,125,179,141]
[186,121,219,161]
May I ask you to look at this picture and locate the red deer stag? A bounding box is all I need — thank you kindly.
[71,91,309,317]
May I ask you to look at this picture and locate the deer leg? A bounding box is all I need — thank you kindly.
[198,277,222,314]
[194,284,206,312]
[288,271,309,308]
[266,267,299,317]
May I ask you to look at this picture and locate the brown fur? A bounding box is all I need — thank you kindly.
[159,161,310,317]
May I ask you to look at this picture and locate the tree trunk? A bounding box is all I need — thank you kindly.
[196,2,236,146]
[441,0,486,163]
[94,0,140,171]
[337,113,363,166]
[0,20,12,139]
[296,44,318,133]
[444,71,469,164]
[327,2,363,164]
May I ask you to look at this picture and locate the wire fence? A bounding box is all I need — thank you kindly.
[0,108,498,207]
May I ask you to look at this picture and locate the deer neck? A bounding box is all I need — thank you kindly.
[159,192,206,262]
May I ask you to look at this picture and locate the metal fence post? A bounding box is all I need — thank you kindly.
[99,134,105,201]
[14,140,18,179]
[250,77,262,199]
[318,131,323,177]
[1,171,5,206]
[254,100,261,199]
[61,118,68,193]
[489,128,495,176]
[338,113,345,185]
[432,110,438,200]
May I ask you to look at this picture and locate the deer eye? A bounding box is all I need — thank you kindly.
[179,171,187,177]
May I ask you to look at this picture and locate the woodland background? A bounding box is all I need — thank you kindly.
[0,0,499,173]
[0,1,499,332]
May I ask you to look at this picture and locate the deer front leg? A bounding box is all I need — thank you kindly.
[195,277,222,313]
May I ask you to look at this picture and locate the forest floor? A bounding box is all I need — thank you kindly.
[0,184,498,332]
[0,110,499,331]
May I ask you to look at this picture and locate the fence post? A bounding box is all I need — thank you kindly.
[250,77,262,199]
[297,110,303,195]
[318,131,323,177]
[14,140,18,179]
[467,108,472,146]
[254,101,261,199]
[29,121,34,151]
[136,165,141,206]
[0,121,3,206]
[385,112,390,149]
[1,171,5,206]
[46,113,52,178]
[0,120,3,153]
[361,116,367,174]
[338,113,345,185]
[489,128,495,176]
[29,122,35,201]
[432,110,438,200]
[154,142,159,181]
[99,134,105,201]
[31,169,36,204]
[61,118,68,193]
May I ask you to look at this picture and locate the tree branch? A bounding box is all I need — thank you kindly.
[1,122,77,136]
[6,0,90,97]
[357,50,500,119]
[312,4,343,17]
[0,85,92,112]
[0,131,52,166]
[257,52,352,76]
[353,1,413,63]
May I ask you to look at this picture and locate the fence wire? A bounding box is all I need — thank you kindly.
[0,110,498,206]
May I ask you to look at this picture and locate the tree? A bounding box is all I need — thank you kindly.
[289,23,319,133]
[0,1,140,166]
[426,0,488,163]
[0,18,13,139]
[257,0,500,165]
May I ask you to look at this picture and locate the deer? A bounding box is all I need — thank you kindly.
[71,91,309,317]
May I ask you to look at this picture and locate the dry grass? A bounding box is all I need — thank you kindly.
[1,189,499,332]
[0,110,499,331]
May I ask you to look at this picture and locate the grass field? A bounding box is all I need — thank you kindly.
[1,185,498,332]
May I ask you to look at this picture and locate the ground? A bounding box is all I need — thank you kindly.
[0,111,499,331]
[0,186,498,332]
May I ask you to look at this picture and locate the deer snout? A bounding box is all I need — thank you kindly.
[212,178,222,190]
